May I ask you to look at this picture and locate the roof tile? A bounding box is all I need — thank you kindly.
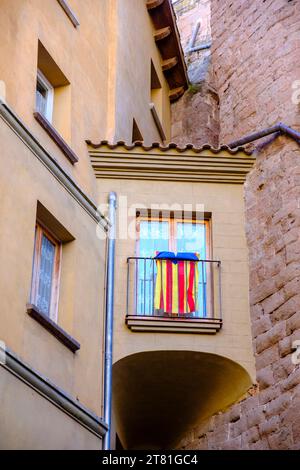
[86,139,253,155]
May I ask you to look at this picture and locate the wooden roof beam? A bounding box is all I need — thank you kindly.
[146,0,165,11]
[162,56,178,72]
[154,26,171,42]
[169,86,185,102]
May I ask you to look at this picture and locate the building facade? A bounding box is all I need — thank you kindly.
[88,140,256,449]
[0,0,188,449]
[1,0,294,451]
[0,0,111,449]
[88,0,256,450]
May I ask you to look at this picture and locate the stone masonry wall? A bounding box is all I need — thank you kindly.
[178,138,300,450]
[176,0,300,450]
[171,83,219,147]
[211,0,300,143]
[171,0,220,147]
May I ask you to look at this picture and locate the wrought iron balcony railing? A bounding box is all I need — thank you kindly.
[126,257,222,333]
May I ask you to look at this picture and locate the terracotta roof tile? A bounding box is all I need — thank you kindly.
[86,139,253,155]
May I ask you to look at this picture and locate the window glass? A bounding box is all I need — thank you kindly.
[35,70,53,122]
[36,79,48,117]
[36,234,56,316]
[139,220,169,257]
[31,224,61,322]
[137,220,169,314]
[177,222,208,317]
[136,218,209,317]
[176,222,206,257]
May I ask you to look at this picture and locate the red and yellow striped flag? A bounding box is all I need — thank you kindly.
[154,254,199,314]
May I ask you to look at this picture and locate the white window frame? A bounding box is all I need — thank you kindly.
[36,69,54,122]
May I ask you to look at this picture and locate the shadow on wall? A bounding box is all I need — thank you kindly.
[113,350,252,449]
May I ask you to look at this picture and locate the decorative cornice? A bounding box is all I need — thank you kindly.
[1,347,108,438]
[0,100,109,231]
[87,141,256,184]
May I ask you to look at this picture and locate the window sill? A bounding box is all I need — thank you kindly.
[57,0,80,28]
[150,103,166,142]
[27,304,80,353]
[125,315,222,334]
[34,111,78,164]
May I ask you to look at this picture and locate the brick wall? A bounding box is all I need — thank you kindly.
[176,0,300,450]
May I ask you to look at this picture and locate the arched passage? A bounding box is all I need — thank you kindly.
[112,350,252,449]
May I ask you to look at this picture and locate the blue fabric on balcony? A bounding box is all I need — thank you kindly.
[154,251,199,264]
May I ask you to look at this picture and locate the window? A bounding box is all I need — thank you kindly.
[27,205,80,351]
[34,42,78,163]
[36,70,54,122]
[135,214,211,318]
[31,224,61,322]
[137,216,209,259]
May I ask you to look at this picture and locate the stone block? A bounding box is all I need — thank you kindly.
[255,322,286,354]
[259,416,280,437]
[256,365,274,390]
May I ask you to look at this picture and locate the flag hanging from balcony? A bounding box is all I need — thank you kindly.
[154,252,199,314]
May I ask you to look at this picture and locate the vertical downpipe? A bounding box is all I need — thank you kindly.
[103,192,117,450]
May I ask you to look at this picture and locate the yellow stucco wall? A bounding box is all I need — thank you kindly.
[0,116,106,417]
[0,0,174,448]
[111,0,171,144]
[0,0,172,198]
[0,0,111,197]
[0,367,102,450]
[96,178,256,382]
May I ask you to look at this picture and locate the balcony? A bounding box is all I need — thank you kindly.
[126,257,222,334]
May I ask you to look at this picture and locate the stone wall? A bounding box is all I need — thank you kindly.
[171,0,220,147]
[171,83,219,147]
[176,0,300,450]
[211,0,300,143]
[178,138,300,450]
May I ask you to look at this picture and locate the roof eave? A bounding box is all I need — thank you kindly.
[146,0,189,101]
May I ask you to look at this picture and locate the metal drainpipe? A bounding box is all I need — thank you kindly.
[228,122,300,148]
[103,191,117,450]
